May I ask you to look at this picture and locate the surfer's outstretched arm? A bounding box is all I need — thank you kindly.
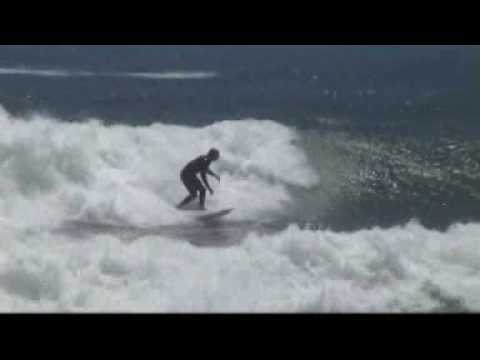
[207,169,220,181]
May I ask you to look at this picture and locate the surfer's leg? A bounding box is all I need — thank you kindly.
[189,176,206,209]
[177,173,198,209]
[198,187,206,209]
[177,194,197,208]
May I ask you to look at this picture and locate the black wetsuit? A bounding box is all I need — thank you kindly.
[180,156,213,206]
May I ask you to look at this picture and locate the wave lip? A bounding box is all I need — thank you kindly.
[0,67,218,80]
[121,71,218,80]
[0,67,94,77]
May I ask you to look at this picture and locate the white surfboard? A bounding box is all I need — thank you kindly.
[195,208,234,221]
[179,208,234,221]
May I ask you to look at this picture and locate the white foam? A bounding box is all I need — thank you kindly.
[0,220,479,312]
[0,107,318,227]
[0,107,476,312]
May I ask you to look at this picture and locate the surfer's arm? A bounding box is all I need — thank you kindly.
[201,171,213,194]
[207,169,220,182]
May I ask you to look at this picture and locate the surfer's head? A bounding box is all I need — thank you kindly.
[207,148,220,161]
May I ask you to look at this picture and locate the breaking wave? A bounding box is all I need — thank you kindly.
[0,106,478,312]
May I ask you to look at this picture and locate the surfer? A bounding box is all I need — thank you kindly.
[177,148,221,210]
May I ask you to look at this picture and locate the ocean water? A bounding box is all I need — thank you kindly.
[0,45,479,312]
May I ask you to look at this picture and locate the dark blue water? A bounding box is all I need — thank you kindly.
[1,45,478,125]
[1,45,479,231]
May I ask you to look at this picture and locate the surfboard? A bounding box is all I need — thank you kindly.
[195,208,234,221]
[178,207,234,221]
